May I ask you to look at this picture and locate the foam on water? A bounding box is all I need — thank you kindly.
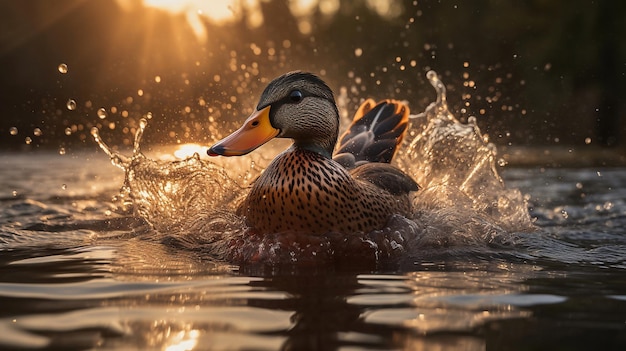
[91,71,534,266]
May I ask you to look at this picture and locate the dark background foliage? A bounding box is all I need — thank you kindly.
[0,0,624,155]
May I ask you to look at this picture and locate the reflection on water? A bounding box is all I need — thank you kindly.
[1,236,624,349]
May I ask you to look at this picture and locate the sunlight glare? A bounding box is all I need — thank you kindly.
[164,329,200,351]
[174,143,207,159]
[143,0,235,21]
[117,0,401,43]
[131,0,347,40]
[289,0,317,17]
[142,0,239,41]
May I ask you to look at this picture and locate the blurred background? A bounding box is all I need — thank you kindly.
[0,0,624,164]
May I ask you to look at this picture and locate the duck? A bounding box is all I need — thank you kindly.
[208,71,419,234]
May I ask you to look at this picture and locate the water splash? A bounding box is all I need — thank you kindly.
[66,99,77,111]
[401,71,533,238]
[97,108,107,119]
[91,120,242,231]
[57,63,68,74]
[92,71,534,266]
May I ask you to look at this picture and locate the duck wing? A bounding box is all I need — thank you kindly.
[350,162,419,195]
[333,99,409,169]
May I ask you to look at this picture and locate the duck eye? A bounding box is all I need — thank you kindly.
[289,90,303,103]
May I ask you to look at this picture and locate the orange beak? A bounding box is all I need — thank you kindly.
[207,105,279,156]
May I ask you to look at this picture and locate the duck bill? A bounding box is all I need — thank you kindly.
[207,105,278,156]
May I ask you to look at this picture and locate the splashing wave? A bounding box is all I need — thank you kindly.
[91,71,534,266]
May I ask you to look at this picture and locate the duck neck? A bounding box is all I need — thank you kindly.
[293,140,334,159]
[286,102,339,159]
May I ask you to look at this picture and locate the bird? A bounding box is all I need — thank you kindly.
[208,71,419,234]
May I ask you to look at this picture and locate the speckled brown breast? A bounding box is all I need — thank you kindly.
[240,148,412,234]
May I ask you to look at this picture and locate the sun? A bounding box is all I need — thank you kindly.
[114,0,354,42]
[115,0,265,42]
[144,0,238,42]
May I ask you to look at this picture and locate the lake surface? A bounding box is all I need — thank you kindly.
[1,150,625,351]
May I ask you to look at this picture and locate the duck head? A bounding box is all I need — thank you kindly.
[208,71,339,158]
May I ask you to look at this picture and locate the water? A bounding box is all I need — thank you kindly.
[1,72,625,350]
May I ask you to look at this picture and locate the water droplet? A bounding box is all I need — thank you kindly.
[58,63,68,74]
[584,137,592,145]
[9,127,18,136]
[497,158,508,167]
[24,137,32,145]
[66,99,77,111]
[97,108,107,119]
[354,48,363,57]
[155,75,161,83]
[65,127,72,136]
[33,128,42,136]
[12,190,17,197]
[61,184,67,190]
[59,147,66,155]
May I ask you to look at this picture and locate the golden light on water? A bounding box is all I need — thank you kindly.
[174,143,208,159]
[164,329,200,351]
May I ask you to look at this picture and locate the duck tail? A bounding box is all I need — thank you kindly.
[333,99,410,169]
